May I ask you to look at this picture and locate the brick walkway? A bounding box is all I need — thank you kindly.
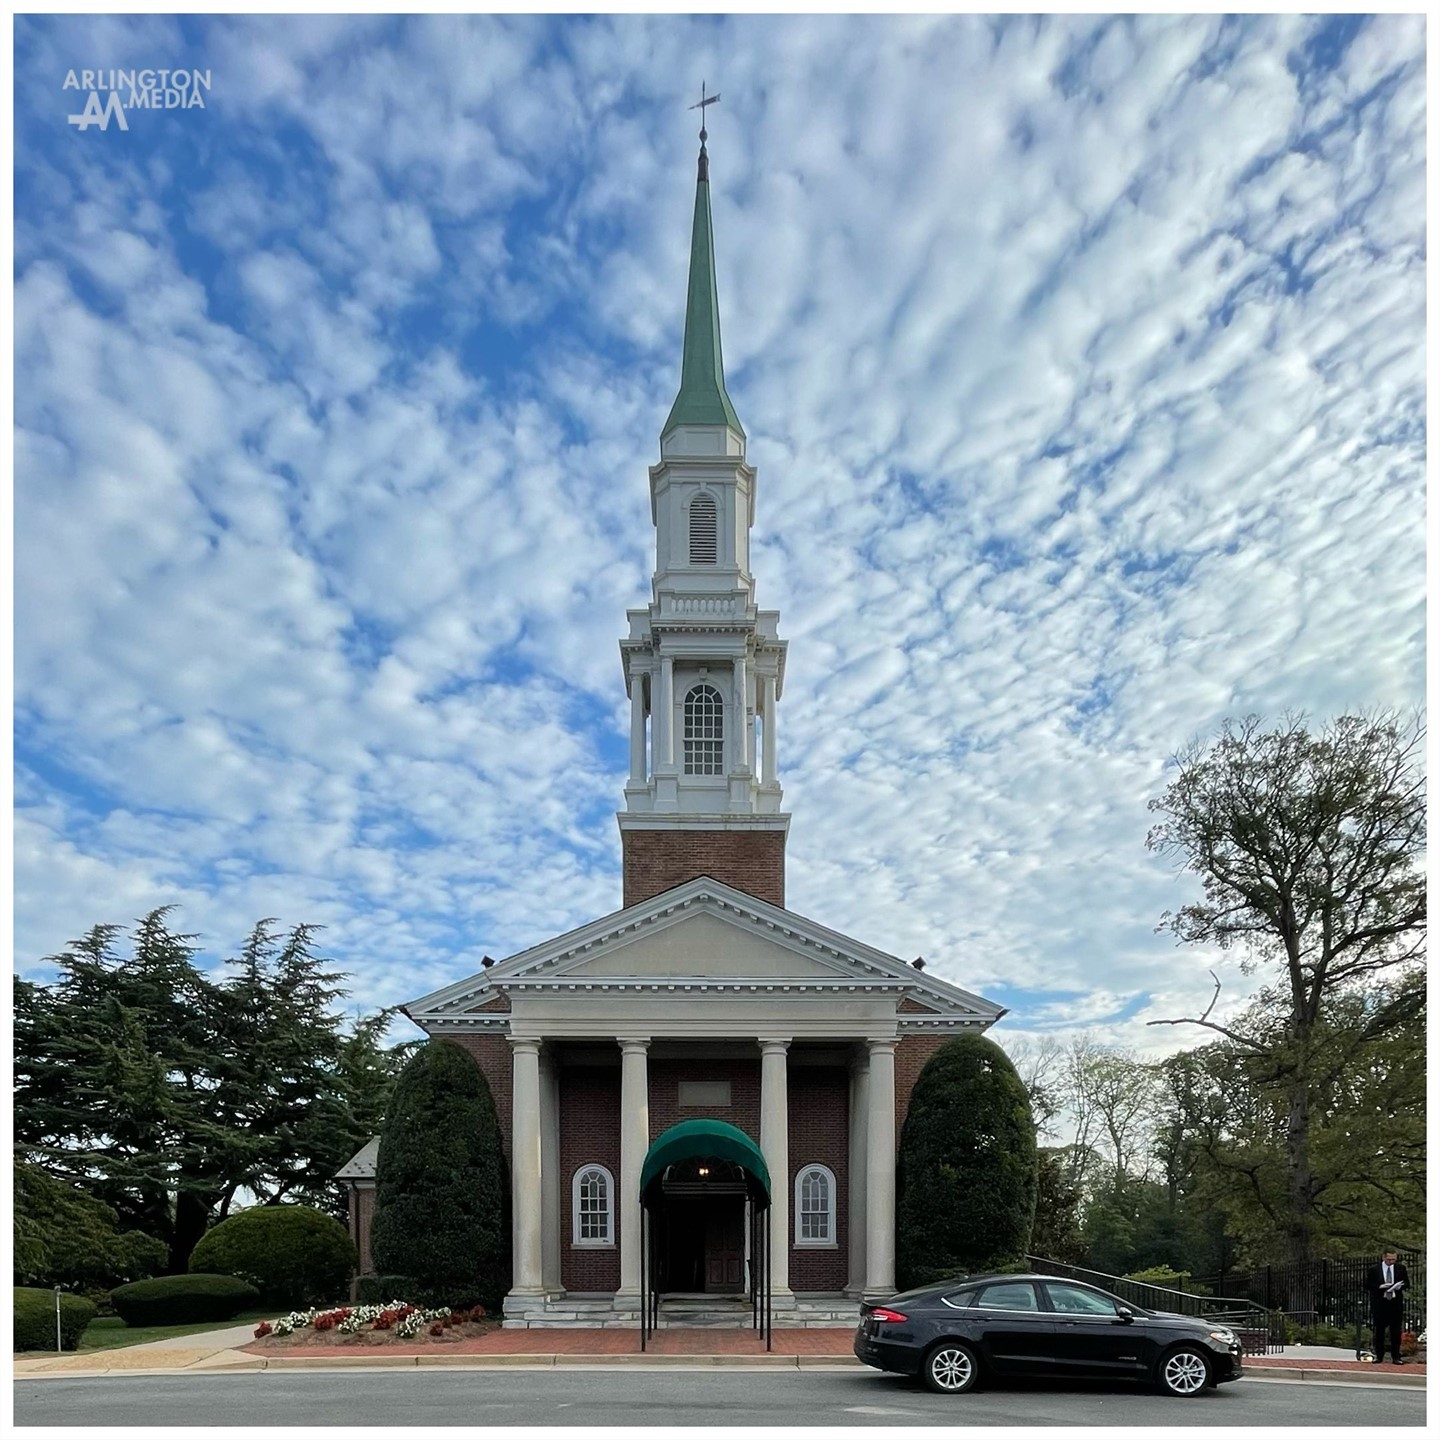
[241,1326,857,1359]
[1252,1356,1425,1374]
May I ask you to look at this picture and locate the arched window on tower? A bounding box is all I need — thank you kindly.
[683,684,725,775]
[795,1164,836,1246]
[689,492,719,564]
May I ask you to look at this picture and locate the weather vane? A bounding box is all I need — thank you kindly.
[690,80,720,145]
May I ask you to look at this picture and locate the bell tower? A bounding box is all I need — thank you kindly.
[617,122,789,908]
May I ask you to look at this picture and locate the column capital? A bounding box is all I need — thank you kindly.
[618,1037,652,1055]
[758,1037,791,1056]
[508,1036,543,1055]
[866,1037,899,1056]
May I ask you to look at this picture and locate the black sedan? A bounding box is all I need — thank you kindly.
[854,1273,1244,1397]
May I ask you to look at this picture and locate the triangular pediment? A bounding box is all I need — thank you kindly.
[404,876,1005,1026]
[552,909,852,982]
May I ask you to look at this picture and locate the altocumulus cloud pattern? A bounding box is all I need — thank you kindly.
[12,13,1425,1055]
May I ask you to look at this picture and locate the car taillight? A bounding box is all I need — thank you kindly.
[868,1308,908,1324]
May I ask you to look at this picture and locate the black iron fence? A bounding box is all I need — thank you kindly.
[1193,1252,1425,1340]
[1026,1255,1281,1354]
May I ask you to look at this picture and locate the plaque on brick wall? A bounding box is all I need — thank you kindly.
[678,1080,732,1107]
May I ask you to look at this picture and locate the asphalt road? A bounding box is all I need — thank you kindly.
[15,1367,1428,1428]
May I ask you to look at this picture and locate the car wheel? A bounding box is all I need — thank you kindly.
[1157,1345,1211,1397]
[922,1341,979,1395]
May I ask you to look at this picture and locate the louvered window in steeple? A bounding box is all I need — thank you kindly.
[689,493,718,564]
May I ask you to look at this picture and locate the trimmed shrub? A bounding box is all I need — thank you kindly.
[13,1161,169,1291]
[371,1040,510,1310]
[355,1273,494,1310]
[896,1033,1038,1289]
[110,1273,258,1326]
[14,1287,96,1351]
[189,1205,355,1308]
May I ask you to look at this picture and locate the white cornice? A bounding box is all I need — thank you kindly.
[403,876,1005,1028]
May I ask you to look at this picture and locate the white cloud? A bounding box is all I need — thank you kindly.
[13,15,1424,1060]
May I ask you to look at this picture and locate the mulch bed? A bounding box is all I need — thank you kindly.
[249,1319,499,1351]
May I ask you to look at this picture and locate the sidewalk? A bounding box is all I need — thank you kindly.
[14,1327,1426,1385]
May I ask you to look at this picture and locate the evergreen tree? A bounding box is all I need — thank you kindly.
[371,1040,510,1307]
[896,1034,1038,1287]
[14,908,410,1271]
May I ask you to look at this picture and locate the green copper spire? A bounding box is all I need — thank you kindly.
[662,136,744,438]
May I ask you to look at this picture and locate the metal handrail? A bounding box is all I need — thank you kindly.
[1025,1255,1280,1352]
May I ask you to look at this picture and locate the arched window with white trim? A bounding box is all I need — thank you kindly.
[683,684,725,775]
[689,492,718,564]
[572,1164,614,1246]
[795,1163,837,1246]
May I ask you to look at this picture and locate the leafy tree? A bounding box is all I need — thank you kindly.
[896,1034,1038,1287]
[12,1159,168,1291]
[1029,1147,1085,1263]
[1147,712,1424,1266]
[371,1040,510,1308]
[1156,971,1425,1266]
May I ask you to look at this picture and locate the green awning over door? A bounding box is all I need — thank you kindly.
[639,1118,771,1201]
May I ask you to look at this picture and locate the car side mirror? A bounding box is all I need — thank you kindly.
[1115,1306,1135,1324]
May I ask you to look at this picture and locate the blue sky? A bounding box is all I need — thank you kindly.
[12,13,1427,1061]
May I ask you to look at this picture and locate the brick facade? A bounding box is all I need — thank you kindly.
[352,1185,375,1275]
[389,1032,956,1300]
[894,1033,949,1143]
[787,1067,849,1292]
[646,1056,762,1142]
[448,1033,514,1163]
[559,1067,623,1292]
[622,828,786,907]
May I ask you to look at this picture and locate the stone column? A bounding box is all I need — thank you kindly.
[846,1050,870,1297]
[762,673,777,785]
[732,655,749,772]
[628,670,647,785]
[759,1039,793,1299]
[658,657,675,769]
[617,1038,650,1298]
[540,1046,562,1294]
[864,1039,897,1296]
[509,1038,544,1295]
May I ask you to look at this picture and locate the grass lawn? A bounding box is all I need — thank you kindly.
[79,1311,275,1352]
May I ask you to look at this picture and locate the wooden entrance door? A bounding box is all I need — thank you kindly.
[704,1198,745,1292]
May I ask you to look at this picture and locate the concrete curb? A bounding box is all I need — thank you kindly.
[14,1353,1423,1385]
[1243,1364,1425,1388]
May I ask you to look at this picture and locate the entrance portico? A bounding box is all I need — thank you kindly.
[402,876,1004,1327]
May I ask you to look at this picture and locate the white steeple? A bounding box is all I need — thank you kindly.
[617,129,788,830]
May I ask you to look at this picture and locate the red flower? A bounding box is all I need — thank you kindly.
[254,1321,273,1338]
[429,1321,445,1336]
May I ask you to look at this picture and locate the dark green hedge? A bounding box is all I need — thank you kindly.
[896,1033,1038,1289]
[110,1273,259,1326]
[189,1205,355,1308]
[14,1287,96,1351]
[355,1273,488,1308]
[371,1040,510,1310]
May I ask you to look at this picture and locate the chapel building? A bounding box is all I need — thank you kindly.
[342,128,1005,1328]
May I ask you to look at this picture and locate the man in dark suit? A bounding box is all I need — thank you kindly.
[1366,1249,1409,1363]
